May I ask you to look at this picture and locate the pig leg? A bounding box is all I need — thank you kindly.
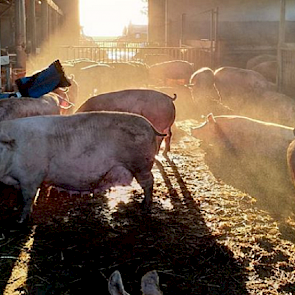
[163,127,172,155]
[155,137,164,154]
[134,171,154,211]
[18,185,39,223]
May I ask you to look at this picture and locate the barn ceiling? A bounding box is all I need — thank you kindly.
[0,0,12,4]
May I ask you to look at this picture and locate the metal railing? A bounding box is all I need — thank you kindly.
[58,45,214,70]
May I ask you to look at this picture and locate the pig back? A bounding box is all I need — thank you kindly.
[76,89,176,134]
[0,94,60,122]
[149,60,194,85]
[213,67,271,104]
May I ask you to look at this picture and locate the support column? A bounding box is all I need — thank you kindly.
[148,0,165,45]
[41,0,49,44]
[15,0,26,69]
[277,0,286,92]
[29,0,37,55]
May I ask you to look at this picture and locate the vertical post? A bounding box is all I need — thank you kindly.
[180,13,186,46]
[48,6,52,43]
[210,9,214,67]
[148,0,165,45]
[41,0,49,44]
[214,7,219,69]
[53,9,58,34]
[15,0,26,69]
[29,0,37,55]
[165,0,168,46]
[277,0,286,92]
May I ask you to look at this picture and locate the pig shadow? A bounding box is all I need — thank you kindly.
[11,157,249,295]
[201,144,295,243]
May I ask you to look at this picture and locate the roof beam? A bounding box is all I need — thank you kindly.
[43,0,63,15]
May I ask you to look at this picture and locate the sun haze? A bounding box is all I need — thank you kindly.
[80,0,148,37]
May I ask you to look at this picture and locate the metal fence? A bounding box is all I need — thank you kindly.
[58,45,214,71]
[279,44,295,97]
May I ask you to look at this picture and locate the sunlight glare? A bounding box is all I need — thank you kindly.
[3,226,37,295]
[80,0,148,37]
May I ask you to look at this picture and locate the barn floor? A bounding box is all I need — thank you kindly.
[0,119,295,295]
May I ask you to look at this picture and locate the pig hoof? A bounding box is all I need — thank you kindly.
[163,150,170,157]
[16,214,31,227]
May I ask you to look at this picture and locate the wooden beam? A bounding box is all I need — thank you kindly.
[43,0,63,15]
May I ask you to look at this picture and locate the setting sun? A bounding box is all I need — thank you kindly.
[79,0,148,37]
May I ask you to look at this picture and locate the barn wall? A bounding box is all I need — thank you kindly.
[149,0,295,67]
[0,16,14,50]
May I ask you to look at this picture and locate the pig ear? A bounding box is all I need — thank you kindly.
[108,270,127,295]
[141,270,162,295]
[0,134,15,149]
[207,113,216,124]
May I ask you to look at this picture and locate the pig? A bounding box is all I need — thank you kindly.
[0,112,165,223]
[143,53,173,66]
[211,67,295,126]
[0,94,61,224]
[213,67,272,108]
[252,60,277,84]
[257,90,295,126]
[76,89,176,155]
[0,94,60,121]
[189,67,219,101]
[150,85,196,120]
[148,60,194,86]
[77,63,114,100]
[106,61,149,91]
[188,67,233,118]
[189,67,215,89]
[191,113,295,216]
[108,270,162,295]
[246,54,277,70]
